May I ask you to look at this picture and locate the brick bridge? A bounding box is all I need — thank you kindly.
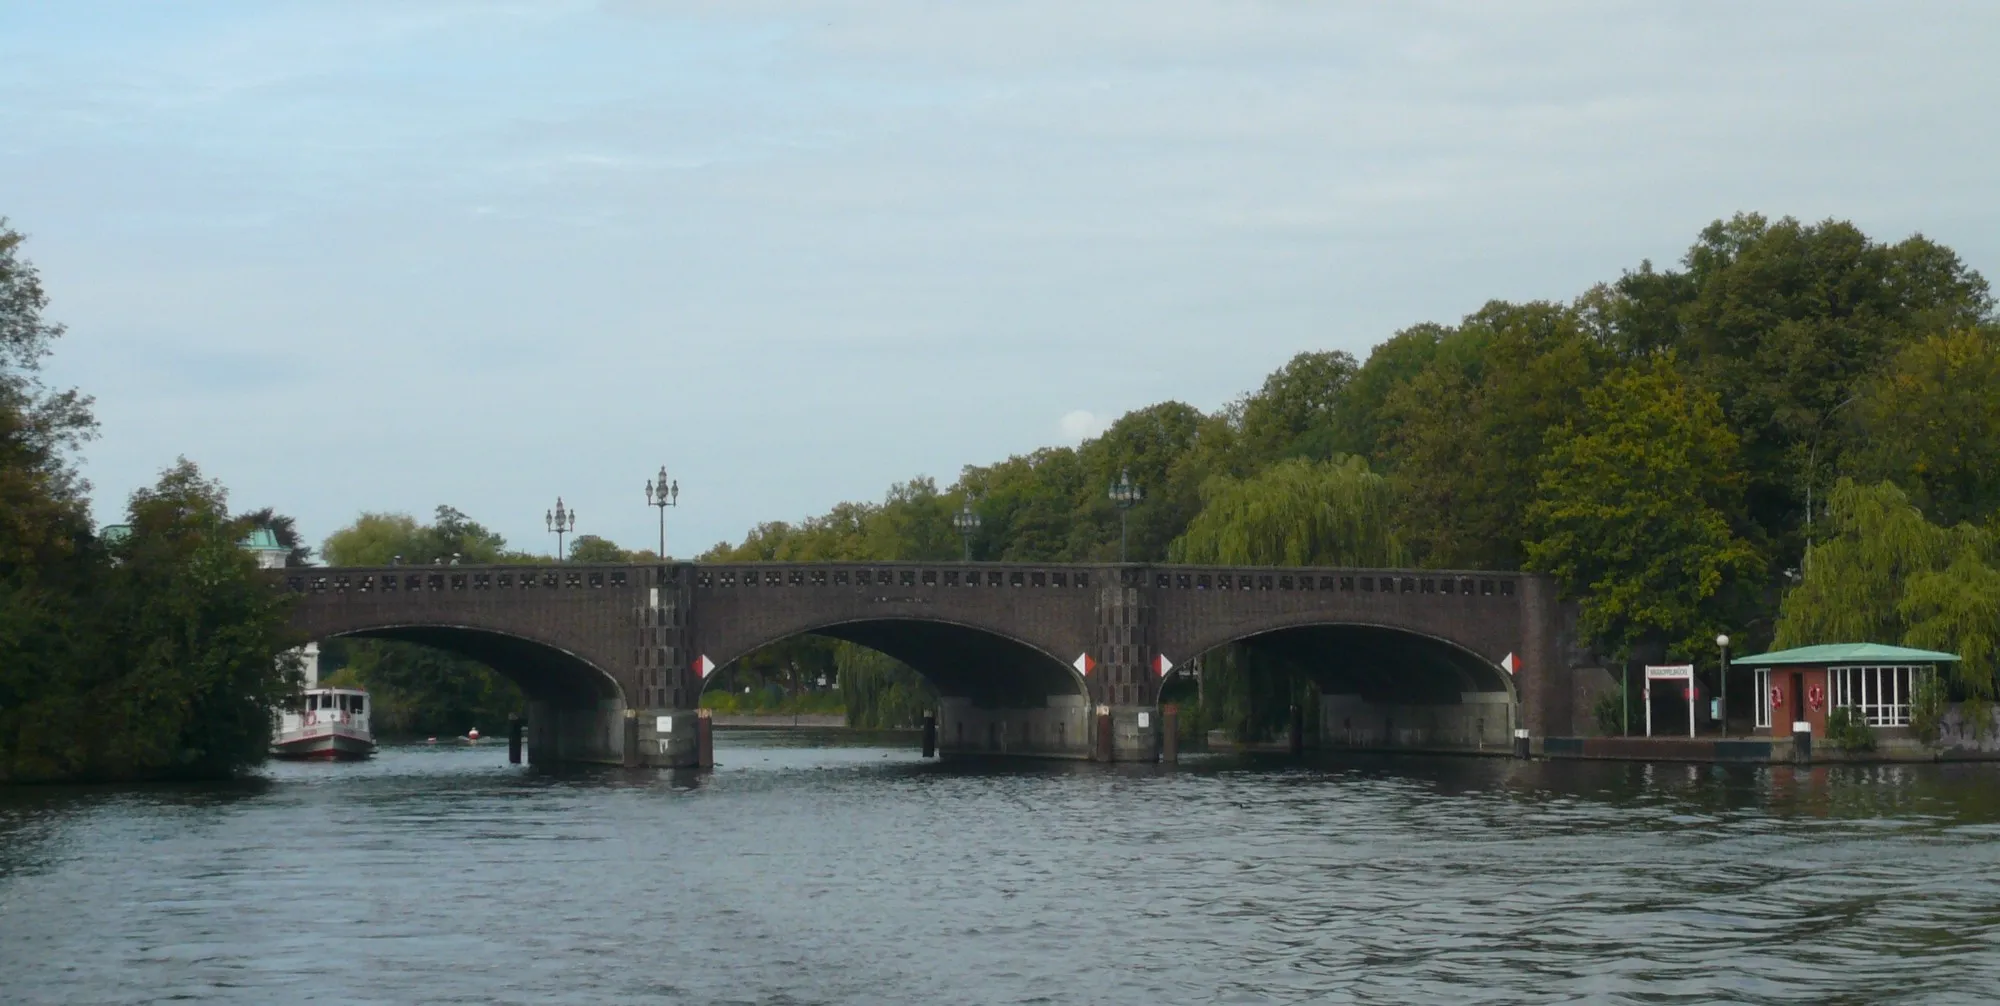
[282,561,1594,765]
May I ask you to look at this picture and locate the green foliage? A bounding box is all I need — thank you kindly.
[1960,695,1993,742]
[1592,683,1627,737]
[1,225,306,782]
[1824,706,1877,753]
[1526,357,1763,658]
[1775,479,1998,696]
[1847,328,2000,527]
[687,213,1996,720]
[1909,671,1949,744]
[567,534,631,563]
[3,459,300,782]
[1381,300,1609,568]
[834,644,935,728]
[1238,351,1359,462]
[1898,547,2000,698]
[1172,455,1402,567]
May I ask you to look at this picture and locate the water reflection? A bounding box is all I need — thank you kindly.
[2,735,1999,1004]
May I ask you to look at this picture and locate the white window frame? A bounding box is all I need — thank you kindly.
[1827,664,1919,727]
[1754,668,1771,729]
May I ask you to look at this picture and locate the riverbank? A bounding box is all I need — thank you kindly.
[711,713,849,729]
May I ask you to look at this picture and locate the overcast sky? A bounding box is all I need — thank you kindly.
[4,1,1996,559]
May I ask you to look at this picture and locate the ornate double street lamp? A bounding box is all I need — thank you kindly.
[546,497,576,561]
[953,501,981,561]
[645,465,680,558]
[1110,469,1142,563]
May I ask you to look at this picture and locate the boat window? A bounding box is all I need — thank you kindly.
[307,694,319,711]
[352,695,365,715]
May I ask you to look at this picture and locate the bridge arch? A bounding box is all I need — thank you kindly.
[706,615,1087,709]
[1173,617,1518,751]
[320,622,626,708]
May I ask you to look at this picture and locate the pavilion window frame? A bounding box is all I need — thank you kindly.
[1827,663,1922,727]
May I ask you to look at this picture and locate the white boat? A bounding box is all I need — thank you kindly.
[272,686,377,761]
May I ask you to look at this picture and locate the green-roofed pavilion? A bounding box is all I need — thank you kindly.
[1732,642,1958,740]
[1731,643,1960,667]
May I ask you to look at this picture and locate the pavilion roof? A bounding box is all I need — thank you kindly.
[1731,643,1960,667]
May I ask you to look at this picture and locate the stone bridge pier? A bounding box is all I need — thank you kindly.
[281,561,1587,767]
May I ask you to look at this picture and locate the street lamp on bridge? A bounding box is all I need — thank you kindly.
[1110,469,1142,562]
[645,466,679,559]
[953,500,980,561]
[546,497,576,561]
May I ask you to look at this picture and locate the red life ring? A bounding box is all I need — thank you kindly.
[305,711,317,726]
[1807,685,1825,711]
[1769,685,1784,708]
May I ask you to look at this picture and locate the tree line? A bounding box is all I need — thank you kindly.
[693,213,1999,736]
[1,222,300,782]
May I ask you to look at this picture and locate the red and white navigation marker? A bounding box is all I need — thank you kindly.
[693,654,717,679]
[1152,653,1174,678]
[1498,652,1521,675]
[1073,653,1096,676]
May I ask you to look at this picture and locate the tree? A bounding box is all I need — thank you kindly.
[1899,547,2000,698]
[1776,479,1998,696]
[1660,214,1992,554]
[568,534,632,563]
[1526,358,1763,658]
[1173,456,1402,567]
[1381,300,1608,568]
[1774,480,1954,648]
[1846,328,2000,527]
[5,460,301,781]
[240,506,312,566]
[1237,350,1358,463]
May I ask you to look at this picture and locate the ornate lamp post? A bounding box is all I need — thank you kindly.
[953,501,981,561]
[546,497,576,561]
[645,466,679,558]
[1109,469,1142,562]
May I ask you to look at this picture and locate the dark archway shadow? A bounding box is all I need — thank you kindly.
[327,624,625,708]
[1180,623,1514,703]
[1177,623,1517,751]
[705,617,1086,709]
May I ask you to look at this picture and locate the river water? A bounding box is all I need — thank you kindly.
[5,733,2000,1005]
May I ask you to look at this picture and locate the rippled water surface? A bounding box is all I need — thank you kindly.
[5,734,2000,1004]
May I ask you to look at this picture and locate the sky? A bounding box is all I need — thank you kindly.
[4,1,1997,560]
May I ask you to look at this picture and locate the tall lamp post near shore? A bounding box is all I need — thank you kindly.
[1110,469,1142,562]
[645,466,679,558]
[546,497,576,561]
[1716,633,1731,735]
[953,501,980,561]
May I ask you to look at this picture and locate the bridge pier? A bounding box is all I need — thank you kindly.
[937,696,1091,759]
[632,708,704,768]
[524,699,630,766]
[1314,693,1514,753]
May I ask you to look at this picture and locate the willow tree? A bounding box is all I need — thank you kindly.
[1170,455,1403,567]
[1774,479,1952,647]
[1168,456,1401,741]
[1775,478,1998,695]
